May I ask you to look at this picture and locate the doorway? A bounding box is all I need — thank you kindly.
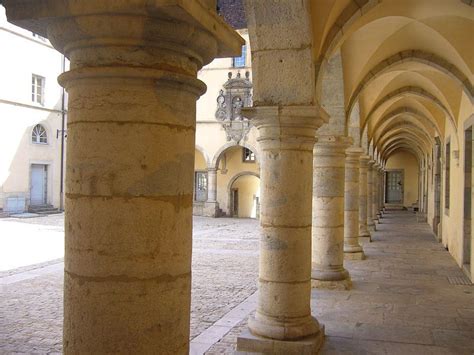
[386,170,404,204]
[30,164,48,206]
[463,127,472,271]
[231,188,239,216]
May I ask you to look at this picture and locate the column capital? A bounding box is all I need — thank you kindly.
[346,146,364,158]
[3,0,244,96]
[207,167,218,173]
[243,105,329,150]
[314,135,352,155]
[368,159,376,168]
[3,0,243,61]
[359,154,371,165]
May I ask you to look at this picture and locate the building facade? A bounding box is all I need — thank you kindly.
[0,6,67,214]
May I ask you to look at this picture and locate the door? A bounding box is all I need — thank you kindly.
[231,188,239,217]
[31,164,47,205]
[386,170,403,204]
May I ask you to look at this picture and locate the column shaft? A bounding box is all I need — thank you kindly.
[344,147,365,259]
[1,3,244,353]
[359,155,371,242]
[207,168,218,202]
[367,161,376,231]
[311,136,351,289]
[245,106,326,342]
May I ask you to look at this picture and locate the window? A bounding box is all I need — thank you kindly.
[232,45,246,68]
[194,172,208,201]
[32,74,45,105]
[242,148,255,162]
[445,141,450,211]
[32,124,48,144]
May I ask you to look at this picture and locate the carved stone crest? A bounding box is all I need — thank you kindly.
[215,71,253,142]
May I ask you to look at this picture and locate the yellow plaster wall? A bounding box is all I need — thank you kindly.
[215,146,259,216]
[385,150,419,207]
[232,175,260,218]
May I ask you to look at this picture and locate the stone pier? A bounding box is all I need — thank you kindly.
[359,155,372,243]
[237,106,327,353]
[311,136,352,290]
[367,160,376,231]
[1,1,243,353]
[204,168,219,217]
[344,147,365,260]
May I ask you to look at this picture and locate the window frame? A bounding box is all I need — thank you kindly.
[242,147,256,163]
[32,74,45,106]
[32,124,48,145]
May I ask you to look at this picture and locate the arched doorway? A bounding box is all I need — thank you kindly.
[228,173,260,218]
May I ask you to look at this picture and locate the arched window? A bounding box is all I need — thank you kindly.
[32,124,48,144]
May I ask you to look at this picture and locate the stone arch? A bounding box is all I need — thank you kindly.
[227,171,260,218]
[346,50,474,118]
[211,141,259,169]
[195,144,211,168]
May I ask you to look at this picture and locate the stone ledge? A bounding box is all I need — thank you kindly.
[236,327,325,354]
[344,251,366,260]
[311,278,352,290]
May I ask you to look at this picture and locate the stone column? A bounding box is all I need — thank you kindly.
[373,163,380,222]
[1,2,243,353]
[204,168,219,217]
[311,136,352,289]
[379,167,385,215]
[359,155,372,242]
[238,106,326,352]
[344,147,365,260]
[367,160,376,231]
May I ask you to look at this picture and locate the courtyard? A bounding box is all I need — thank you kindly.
[1,211,474,354]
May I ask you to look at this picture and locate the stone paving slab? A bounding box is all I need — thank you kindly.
[0,216,259,354]
[207,211,474,354]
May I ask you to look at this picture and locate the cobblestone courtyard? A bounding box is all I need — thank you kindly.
[1,211,474,354]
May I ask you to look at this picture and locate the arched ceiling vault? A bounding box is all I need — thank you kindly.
[346,50,473,120]
[310,0,473,147]
[374,122,434,151]
[370,108,441,144]
[383,139,426,162]
[378,129,432,155]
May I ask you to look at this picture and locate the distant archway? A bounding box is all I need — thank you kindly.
[227,172,260,218]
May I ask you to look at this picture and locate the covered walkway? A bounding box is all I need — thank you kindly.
[208,210,474,354]
[1,212,473,354]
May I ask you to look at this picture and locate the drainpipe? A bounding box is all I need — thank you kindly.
[59,55,66,211]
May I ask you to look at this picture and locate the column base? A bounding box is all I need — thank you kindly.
[359,234,372,243]
[203,201,219,217]
[236,327,325,354]
[368,222,376,231]
[344,251,366,260]
[311,277,352,290]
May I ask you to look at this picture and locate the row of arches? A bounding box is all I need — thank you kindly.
[194,143,260,218]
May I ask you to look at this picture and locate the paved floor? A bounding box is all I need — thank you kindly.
[1,211,473,354]
[208,210,474,354]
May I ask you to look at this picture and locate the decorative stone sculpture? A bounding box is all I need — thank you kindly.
[215,71,253,142]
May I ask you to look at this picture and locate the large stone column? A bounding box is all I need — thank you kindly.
[311,136,352,289]
[344,147,365,260]
[204,167,219,217]
[2,2,243,353]
[238,106,327,352]
[367,160,376,231]
[372,163,380,223]
[359,155,372,242]
[378,166,385,216]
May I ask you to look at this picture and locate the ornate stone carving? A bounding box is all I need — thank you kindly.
[215,71,253,142]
